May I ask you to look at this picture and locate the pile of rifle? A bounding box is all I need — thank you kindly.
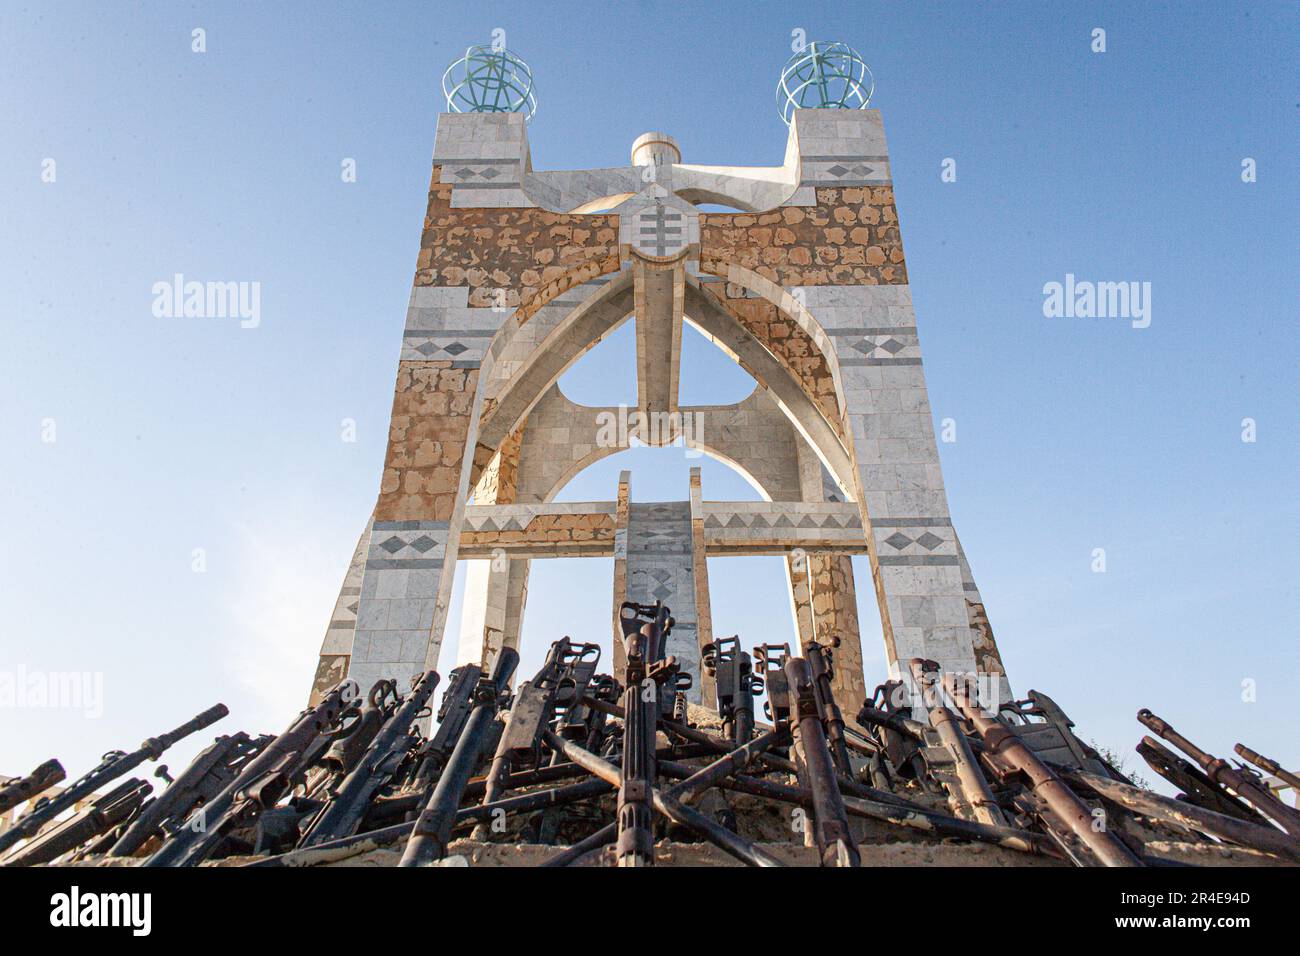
[2,600,1297,867]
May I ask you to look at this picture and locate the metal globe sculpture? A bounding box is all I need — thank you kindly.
[776,41,874,126]
[442,44,537,121]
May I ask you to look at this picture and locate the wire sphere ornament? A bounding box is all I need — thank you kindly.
[442,44,537,121]
[776,41,874,126]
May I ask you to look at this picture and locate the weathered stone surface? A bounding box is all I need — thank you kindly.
[377,361,479,522]
[699,284,843,436]
[460,512,616,550]
[417,166,621,312]
[700,186,906,288]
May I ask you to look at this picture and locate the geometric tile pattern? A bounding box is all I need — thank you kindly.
[701,501,865,554]
[364,522,450,569]
[455,501,870,559]
[799,155,891,187]
[401,333,487,364]
[625,501,700,702]
[446,161,520,185]
[839,330,921,364]
[346,518,448,698]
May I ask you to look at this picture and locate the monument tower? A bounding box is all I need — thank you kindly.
[310,41,1010,716]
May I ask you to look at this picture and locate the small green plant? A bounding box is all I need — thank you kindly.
[1090,740,1151,790]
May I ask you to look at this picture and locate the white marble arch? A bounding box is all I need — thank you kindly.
[535,423,781,507]
[475,270,859,508]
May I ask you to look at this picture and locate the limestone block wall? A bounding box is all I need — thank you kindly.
[803,282,976,678]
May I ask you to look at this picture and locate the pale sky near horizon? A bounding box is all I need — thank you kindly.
[1,2,1296,796]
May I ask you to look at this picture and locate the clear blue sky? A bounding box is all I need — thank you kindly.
[1,2,1296,794]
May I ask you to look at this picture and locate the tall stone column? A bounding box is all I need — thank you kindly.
[688,467,715,704]
[697,108,1010,699]
[455,429,531,675]
[340,110,621,694]
[809,276,979,683]
[785,444,868,714]
[347,359,483,695]
[611,472,704,702]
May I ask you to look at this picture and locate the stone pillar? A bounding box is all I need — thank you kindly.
[611,472,703,702]
[790,110,1006,695]
[688,467,715,704]
[692,108,1013,699]
[342,110,619,694]
[785,444,868,715]
[806,554,867,706]
[813,277,978,683]
[455,429,531,675]
[611,470,631,678]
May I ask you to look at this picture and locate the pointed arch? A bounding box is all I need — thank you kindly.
[474,265,858,502]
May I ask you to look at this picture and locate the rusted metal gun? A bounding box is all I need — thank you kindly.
[752,643,792,726]
[269,680,402,847]
[784,653,859,867]
[3,778,152,867]
[0,703,228,856]
[145,683,358,866]
[298,670,441,849]
[858,679,929,786]
[702,636,758,745]
[1003,691,1116,777]
[561,673,620,753]
[1137,735,1265,823]
[108,731,270,857]
[615,600,676,867]
[947,675,1140,867]
[473,639,599,840]
[1138,709,1300,835]
[406,663,482,793]
[552,639,604,739]
[908,659,1006,827]
[1061,766,1300,863]
[1235,743,1300,795]
[311,679,399,790]
[0,760,65,815]
[400,649,518,866]
[805,640,853,777]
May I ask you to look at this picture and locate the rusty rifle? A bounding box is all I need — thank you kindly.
[947,675,1140,867]
[1138,709,1300,836]
[0,760,65,815]
[298,669,442,848]
[0,703,228,857]
[613,600,676,867]
[2,778,153,867]
[1234,743,1300,794]
[145,683,358,866]
[399,649,518,866]
[785,655,859,866]
[908,658,1005,827]
[109,731,270,857]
